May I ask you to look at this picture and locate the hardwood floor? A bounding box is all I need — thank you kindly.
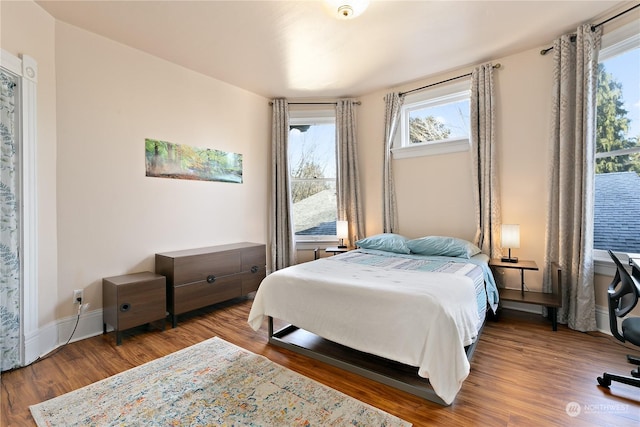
[2,298,639,426]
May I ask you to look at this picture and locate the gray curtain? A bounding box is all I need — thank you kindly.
[336,99,364,246]
[470,63,502,258]
[543,24,601,332]
[270,99,295,271]
[0,69,21,370]
[382,92,403,233]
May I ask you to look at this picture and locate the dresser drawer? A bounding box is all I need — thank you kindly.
[172,251,241,285]
[173,276,242,314]
[156,242,266,327]
[241,245,266,271]
[241,245,266,293]
[241,270,266,294]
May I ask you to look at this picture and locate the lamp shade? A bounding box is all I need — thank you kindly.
[501,224,520,248]
[336,220,349,239]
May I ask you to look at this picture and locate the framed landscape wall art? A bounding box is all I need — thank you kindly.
[145,138,243,183]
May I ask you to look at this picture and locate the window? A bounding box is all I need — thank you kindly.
[393,79,471,159]
[288,110,337,242]
[594,22,640,256]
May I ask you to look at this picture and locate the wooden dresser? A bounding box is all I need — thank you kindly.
[155,242,266,327]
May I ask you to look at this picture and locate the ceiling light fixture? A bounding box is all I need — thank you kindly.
[325,0,369,20]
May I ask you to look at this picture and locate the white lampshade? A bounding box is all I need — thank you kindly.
[501,224,520,249]
[336,220,349,239]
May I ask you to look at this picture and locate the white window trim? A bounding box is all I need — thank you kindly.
[393,79,471,159]
[1,49,38,365]
[599,22,640,60]
[593,20,640,273]
[392,137,470,159]
[289,108,335,124]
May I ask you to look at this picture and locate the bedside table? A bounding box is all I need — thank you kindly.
[102,271,166,345]
[325,246,349,256]
[489,259,562,331]
[489,259,538,296]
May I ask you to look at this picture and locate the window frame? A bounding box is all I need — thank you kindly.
[393,79,471,159]
[593,21,640,268]
[288,109,339,244]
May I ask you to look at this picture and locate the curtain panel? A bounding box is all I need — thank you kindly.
[382,93,403,233]
[470,63,502,258]
[0,69,21,371]
[543,24,601,332]
[336,99,365,245]
[270,99,296,271]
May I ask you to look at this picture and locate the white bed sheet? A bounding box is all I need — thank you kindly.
[247,253,483,405]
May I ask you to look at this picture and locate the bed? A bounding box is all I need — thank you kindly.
[248,235,499,405]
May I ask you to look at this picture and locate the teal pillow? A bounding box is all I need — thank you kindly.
[356,233,411,254]
[407,236,481,259]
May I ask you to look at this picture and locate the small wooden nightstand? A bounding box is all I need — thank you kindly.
[489,259,562,331]
[325,246,349,256]
[102,271,167,345]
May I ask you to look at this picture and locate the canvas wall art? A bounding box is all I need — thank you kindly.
[145,138,242,183]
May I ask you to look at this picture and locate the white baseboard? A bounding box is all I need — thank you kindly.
[24,322,56,364]
[595,304,618,336]
[24,308,105,364]
[57,308,106,344]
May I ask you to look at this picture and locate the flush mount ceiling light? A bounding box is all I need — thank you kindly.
[325,0,370,20]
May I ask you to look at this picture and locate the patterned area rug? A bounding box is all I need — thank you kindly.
[29,337,411,426]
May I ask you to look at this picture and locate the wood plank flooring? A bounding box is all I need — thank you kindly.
[2,297,639,426]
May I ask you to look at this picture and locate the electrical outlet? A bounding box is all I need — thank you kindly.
[73,289,83,305]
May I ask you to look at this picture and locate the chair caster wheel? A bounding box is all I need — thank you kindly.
[597,375,611,388]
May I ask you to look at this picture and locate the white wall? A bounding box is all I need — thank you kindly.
[358,46,552,290]
[2,1,270,356]
[1,0,59,327]
[54,22,270,320]
[357,10,640,322]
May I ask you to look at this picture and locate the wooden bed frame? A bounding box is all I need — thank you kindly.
[268,316,485,406]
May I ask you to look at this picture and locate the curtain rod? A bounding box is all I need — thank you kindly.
[268,101,361,105]
[540,3,640,55]
[398,63,501,97]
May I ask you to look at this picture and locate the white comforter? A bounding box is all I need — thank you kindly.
[247,254,480,405]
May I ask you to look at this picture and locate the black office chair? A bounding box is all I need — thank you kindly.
[597,250,640,389]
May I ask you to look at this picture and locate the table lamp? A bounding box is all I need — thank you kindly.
[501,224,520,263]
[336,220,348,248]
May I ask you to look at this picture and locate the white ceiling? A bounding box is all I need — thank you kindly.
[35,1,631,99]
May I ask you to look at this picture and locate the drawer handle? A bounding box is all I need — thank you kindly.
[120,303,131,312]
[251,266,258,274]
[207,275,216,283]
